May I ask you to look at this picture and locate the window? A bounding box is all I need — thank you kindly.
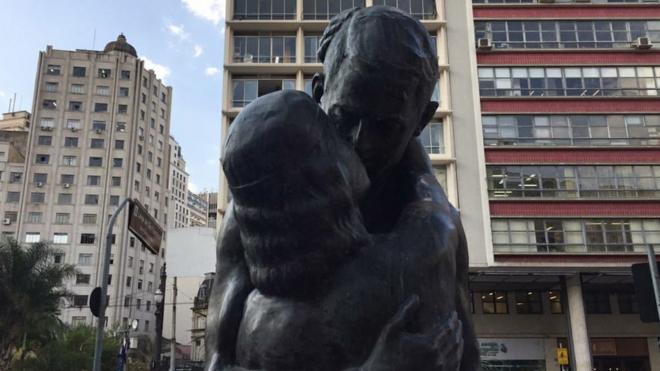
[4,212,17,223]
[136,162,141,173]
[54,213,70,225]
[35,154,50,164]
[124,296,131,308]
[72,66,86,77]
[9,172,22,183]
[420,122,444,154]
[301,0,361,20]
[78,253,93,265]
[113,158,123,167]
[130,237,135,247]
[57,193,73,204]
[66,119,81,130]
[69,101,83,111]
[128,257,134,268]
[37,136,52,145]
[149,262,154,273]
[126,276,132,288]
[71,316,87,326]
[372,0,436,20]
[88,157,103,167]
[33,173,48,184]
[136,299,142,310]
[98,68,111,78]
[27,212,42,223]
[304,35,321,63]
[47,64,61,75]
[115,140,124,150]
[82,214,97,224]
[92,121,106,131]
[137,279,143,290]
[119,87,129,97]
[118,104,128,114]
[160,108,166,119]
[80,233,96,244]
[42,99,57,109]
[156,174,161,184]
[45,82,58,92]
[87,175,101,186]
[140,110,145,120]
[121,70,131,79]
[25,232,40,243]
[481,291,508,314]
[232,78,296,107]
[617,290,639,314]
[31,192,45,203]
[514,291,543,314]
[96,86,110,96]
[62,155,77,166]
[60,174,74,184]
[90,138,104,149]
[73,295,88,307]
[69,84,85,94]
[116,122,127,132]
[94,103,108,112]
[54,253,64,264]
[584,290,611,314]
[112,177,121,186]
[40,118,55,129]
[84,194,99,205]
[110,195,119,206]
[233,33,297,63]
[150,118,155,128]
[6,192,19,203]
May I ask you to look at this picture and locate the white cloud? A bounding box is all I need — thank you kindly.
[181,0,225,25]
[167,23,189,40]
[205,67,219,76]
[142,57,171,82]
[0,91,5,97]
[188,181,199,193]
[194,45,204,57]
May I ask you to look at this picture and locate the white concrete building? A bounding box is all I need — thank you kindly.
[168,135,190,228]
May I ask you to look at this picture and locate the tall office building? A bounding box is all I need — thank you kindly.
[9,34,172,338]
[471,1,660,370]
[187,191,209,227]
[168,135,190,228]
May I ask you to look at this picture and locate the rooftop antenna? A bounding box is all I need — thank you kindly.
[12,93,17,112]
[7,96,11,113]
[92,28,96,49]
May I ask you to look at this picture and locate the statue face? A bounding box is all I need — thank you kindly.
[321,61,425,180]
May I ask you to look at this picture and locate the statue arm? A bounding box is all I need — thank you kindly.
[206,204,254,371]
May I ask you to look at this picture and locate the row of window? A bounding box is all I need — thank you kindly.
[44,82,134,97]
[42,99,131,114]
[5,211,100,225]
[45,65,168,103]
[479,66,660,97]
[231,77,440,107]
[21,193,126,206]
[36,136,126,150]
[487,165,660,199]
[40,118,126,132]
[492,218,660,253]
[34,154,126,167]
[475,20,660,49]
[482,114,660,146]
[472,289,638,316]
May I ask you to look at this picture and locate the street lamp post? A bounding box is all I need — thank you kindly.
[152,264,166,370]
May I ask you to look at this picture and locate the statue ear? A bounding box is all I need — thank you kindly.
[414,101,439,136]
[312,73,325,104]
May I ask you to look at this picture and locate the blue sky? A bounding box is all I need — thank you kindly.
[0,0,226,192]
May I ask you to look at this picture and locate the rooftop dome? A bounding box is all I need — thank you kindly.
[103,34,137,57]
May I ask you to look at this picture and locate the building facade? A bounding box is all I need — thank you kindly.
[191,272,215,365]
[199,191,217,229]
[168,135,190,228]
[187,191,209,227]
[8,35,172,338]
[0,112,31,234]
[472,1,660,370]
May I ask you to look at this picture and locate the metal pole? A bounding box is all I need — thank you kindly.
[93,198,132,371]
[646,244,660,321]
[169,276,177,371]
[153,264,167,370]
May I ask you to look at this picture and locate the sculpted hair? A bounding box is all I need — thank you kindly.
[222,91,370,297]
[318,6,439,102]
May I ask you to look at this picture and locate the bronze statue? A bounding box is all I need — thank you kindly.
[206,6,480,371]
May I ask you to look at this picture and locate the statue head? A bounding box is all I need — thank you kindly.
[313,6,439,180]
[222,90,371,297]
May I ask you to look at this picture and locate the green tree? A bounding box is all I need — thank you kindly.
[0,239,76,369]
[10,325,127,371]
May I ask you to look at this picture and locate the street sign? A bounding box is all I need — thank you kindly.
[128,199,163,255]
[556,346,569,366]
[632,262,660,323]
[90,287,102,317]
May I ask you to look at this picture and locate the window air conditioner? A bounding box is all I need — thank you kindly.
[41,126,53,131]
[95,129,103,134]
[633,37,653,50]
[3,218,11,225]
[63,183,71,188]
[36,182,44,188]
[477,38,493,50]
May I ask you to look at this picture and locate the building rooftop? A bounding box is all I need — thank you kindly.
[103,33,137,57]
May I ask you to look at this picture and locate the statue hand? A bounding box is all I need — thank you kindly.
[363,295,464,371]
